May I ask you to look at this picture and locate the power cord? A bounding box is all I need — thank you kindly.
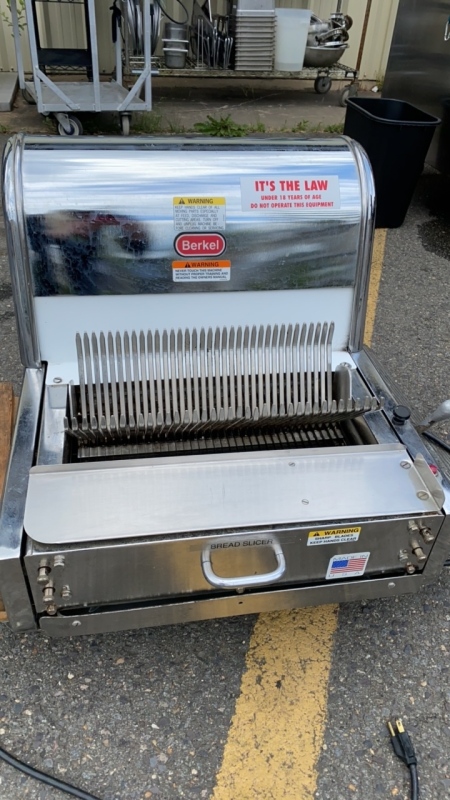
[0,713,421,799]
[387,719,419,800]
[0,743,102,800]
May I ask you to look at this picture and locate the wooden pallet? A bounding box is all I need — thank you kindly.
[0,383,17,623]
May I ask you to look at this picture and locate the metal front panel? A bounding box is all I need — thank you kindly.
[383,0,450,173]
[2,135,375,368]
[21,141,362,296]
[0,369,44,631]
[24,445,442,545]
[37,573,428,638]
[25,514,443,613]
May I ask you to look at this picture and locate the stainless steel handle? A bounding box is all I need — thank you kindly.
[445,16,450,41]
[201,541,286,590]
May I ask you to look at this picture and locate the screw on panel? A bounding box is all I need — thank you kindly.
[53,556,65,569]
[411,544,427,563]
[37,559,51,584]
[61,586,72,599]
[417,491,430,501]
[420,526,435,544]
[398,549,409,563]
[405,563,416,575]
[400,460,411,469]
[42,581,55,605]
[53,377,62,384]
[45,604,58,616]
[72,620,81,627]
[388,582,396,588]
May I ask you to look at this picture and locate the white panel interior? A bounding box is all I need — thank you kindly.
[34,287,355,382]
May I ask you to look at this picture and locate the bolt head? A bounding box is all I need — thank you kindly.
[421,528,435,544]
[406,563,416,575]
[400,460,412,469]
[417,491,430,501]
[72,620,81,627]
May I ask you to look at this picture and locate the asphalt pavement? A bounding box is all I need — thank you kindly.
[0,92,450,800]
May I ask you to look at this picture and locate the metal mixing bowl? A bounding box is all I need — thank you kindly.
[303,44,348,68]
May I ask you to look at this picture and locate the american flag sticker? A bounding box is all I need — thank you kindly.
[326,552,370,580]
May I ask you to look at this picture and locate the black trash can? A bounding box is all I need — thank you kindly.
[344,97,440,228]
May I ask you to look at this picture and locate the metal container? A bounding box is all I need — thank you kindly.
[304,43,348,68]
[307,14,332,47]
[1,134,449,638]
[163,22,188,69]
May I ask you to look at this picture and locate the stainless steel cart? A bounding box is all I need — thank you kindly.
[9,0,152,135]
[141,60,359,107]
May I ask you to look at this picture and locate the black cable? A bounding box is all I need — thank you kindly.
[387,719,419,800]
[423,429,450,455]
[155,0,189,26]
[110,0,122,44]
[410,764,419,800]
[0,744,103,800]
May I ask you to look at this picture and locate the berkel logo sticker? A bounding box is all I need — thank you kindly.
[174,232,227,258]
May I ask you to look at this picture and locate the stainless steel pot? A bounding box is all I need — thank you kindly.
[304,43,348,68]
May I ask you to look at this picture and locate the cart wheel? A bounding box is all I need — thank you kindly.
[21,87,35,105]
[314,77,332,95]
[57,116,83,136]
[339,86,357,107]
[120,114,131,136]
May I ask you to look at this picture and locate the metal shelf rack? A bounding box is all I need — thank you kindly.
[10,0,152,134]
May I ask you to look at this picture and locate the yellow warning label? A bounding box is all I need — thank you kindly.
[307,527,361,546]
[173,197,225,206]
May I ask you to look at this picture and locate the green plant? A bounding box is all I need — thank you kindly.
[0,124,9,134]
[375,70,384,91]
[240,86,256,100]
[1,0,26,30]
[193,114,248,137]
[323,123,344,134]
[167,118,186,134]
[247,121,266,133]
[291,119,309,133]
[131,111,164,134]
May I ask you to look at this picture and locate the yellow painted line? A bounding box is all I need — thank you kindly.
[212,230,388,800]
[212,607,338,800]
[364,228,387,347]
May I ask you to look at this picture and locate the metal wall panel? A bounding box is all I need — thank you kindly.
[384,0,450,174]
[0,0,398,78]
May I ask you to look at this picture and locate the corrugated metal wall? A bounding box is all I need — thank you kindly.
[0,0,398,78]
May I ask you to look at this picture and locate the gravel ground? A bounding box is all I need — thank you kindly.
[316,167,450,800]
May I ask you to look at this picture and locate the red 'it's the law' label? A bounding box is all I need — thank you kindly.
[240,175,341,211]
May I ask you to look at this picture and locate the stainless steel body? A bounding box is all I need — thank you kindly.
[383,0,450,174]
[2,134,450,637]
